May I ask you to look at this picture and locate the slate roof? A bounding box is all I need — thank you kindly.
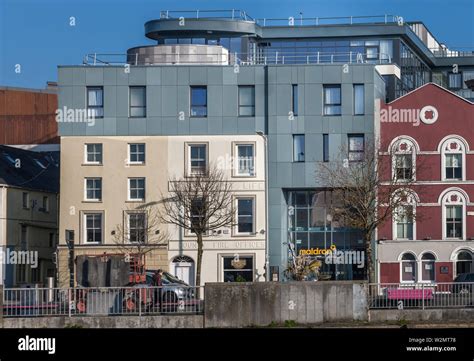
[0,145,59,193]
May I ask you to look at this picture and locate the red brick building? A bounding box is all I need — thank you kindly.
[378,83,474,284]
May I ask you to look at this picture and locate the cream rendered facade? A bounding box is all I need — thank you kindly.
[58,135,266,287]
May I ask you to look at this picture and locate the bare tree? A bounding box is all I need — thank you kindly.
[113,203,168,280]
[159,164,235,289]
[316,139,422,283]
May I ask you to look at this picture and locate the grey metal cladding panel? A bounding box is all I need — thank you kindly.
[84,119,103,136]
[207,116,223,134]
[267,67,277,84]
[292,116,305,134]
[269,187,285,206]
[146,67,162,85]
[341,84,352,116]
[269,205,283,229]
[207,67,223,85]
[255,116,265,133]
[352,65,365,83]
[177,67,190,85]
[276,162,292,187]
[364,83,375,115]
[276,85,291,116]
[222,117,238,135]
[72,121,87,136]
[58,68,73,86]
[116,117,129,135]
[304,162,318,186]
[267,84,277,117]
[116,86,129,118]
[103,117,117,136]
[58,122,73,136]
[72,85,86,110]
[103,68,117,85]
[177,85,190,116]
[223,67,237,85]
[58,85,73,110]
[306,133,322,162]
[85,68,104,85]
[255,85,265,117]
[341,67,353,84]
[297,67,306,83]
[73,68,86,85]
[291,163,305,187]
[189,67,207,85]
[304,84,322,115]
[147,86,162,116]
[322,66,342,84]
[146,117,162,135]
[276,134,292,163]
[329,133,342,160]
[291,67,298,84]
[129,118,147,135]
[276,116,291,134]
[353,117,369,133]
[104,86,116,117]
[341,116,354,133]
[237,67,255,84]
[208,86,223,116]
[116,68,129,85]
[162,67,178,85]
[276,67,292,84]
[255,68,265,85]
[304,67,322,83]
[304,116,323,134]
[364,66,376,83]
[162,116,178,135]
[129,68,147,85]
[190,118,208,135]
[268,136,277,163]
[162,86,178,116]
[237,117,255,134]
[267,162,278,187]
[222,86,238,116]
[177,117,190,135]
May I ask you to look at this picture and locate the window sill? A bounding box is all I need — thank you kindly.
[82,200,103,203]
[127,162,146,166]
[126,199,145,203]
[238,115,255,118]
[82,163,103,166]
[233,174,257,178]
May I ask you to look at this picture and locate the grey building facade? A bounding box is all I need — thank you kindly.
[57,10,473,282]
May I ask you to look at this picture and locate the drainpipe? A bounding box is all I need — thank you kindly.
[256,131,269,281]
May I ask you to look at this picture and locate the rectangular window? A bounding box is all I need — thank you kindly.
[236,144,255,176]
[190,198,204,234]
[366,46,379,60]
[128,178,145,201]
[445,154,462,179]
[129,86,146,117]
[396,206,413,240]
[446,205,463,238]
[353,84,365,115]
[292,84,298,116]
[128,212,146,243]
[237,198,254,234]
[85,143,103,164]
[323,134,329,162]
[448,72,462,89]
[293,135,305,162]
[189,144,207,175]
[84,213,103,243]
[87,86,104,118]
[129,143,145,164]
[348,134,364,162]
[223,255,254,282]
[190,86,207,117]
[238,86,255,116]
[22,192,29,209]
[42,196,49,212]
[85,178,102,201]
[323,85,341,115]
[395,154,413,180]
[20,225,27,250]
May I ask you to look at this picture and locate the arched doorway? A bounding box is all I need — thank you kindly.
[456,251,473,275]
[171,256,195,286]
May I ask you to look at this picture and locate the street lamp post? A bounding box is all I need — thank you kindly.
[256,131,270,281]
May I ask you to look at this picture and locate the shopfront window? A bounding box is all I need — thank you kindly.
[223,256,254,282]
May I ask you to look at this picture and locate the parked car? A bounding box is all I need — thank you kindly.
[451,273,474,293]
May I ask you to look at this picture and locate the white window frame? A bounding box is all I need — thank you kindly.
[234,142,256,177]
[234,196,256,236]
[22,192,30,209]
[219,253,255,282]
[82,212,104,244]
[393,204,415,241]
[419,252,436,283]
[128,143,146,165]
[84,178,102,202]
[441,190,466,240]
[126,211,147,244]
[440,138,466,181]
[84,143,103,165]
[42,196,50,213]
[128,177,146,202]
[399,252,417,284]
[391,138,416,182]
[186,143,208,176]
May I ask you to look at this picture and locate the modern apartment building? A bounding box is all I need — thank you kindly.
[378,83,474,284]
[57,10,473,284]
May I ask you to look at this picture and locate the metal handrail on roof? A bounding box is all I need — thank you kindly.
[159,9,254,21]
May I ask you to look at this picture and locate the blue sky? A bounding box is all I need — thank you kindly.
[0,0,473,88]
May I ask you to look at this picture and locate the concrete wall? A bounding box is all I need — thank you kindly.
[369,309,474,323]
[204,281,368,327]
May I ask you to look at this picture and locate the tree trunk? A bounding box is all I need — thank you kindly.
[365,233,376,283]
[195,233,204,298]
